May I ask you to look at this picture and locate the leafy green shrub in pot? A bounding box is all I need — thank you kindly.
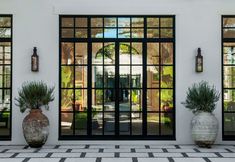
[15,81,54,148]
[182,81,220,148]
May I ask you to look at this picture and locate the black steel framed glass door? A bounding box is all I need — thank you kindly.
[59,15,175,140]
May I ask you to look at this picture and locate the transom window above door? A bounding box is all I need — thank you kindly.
[59,15,175,140]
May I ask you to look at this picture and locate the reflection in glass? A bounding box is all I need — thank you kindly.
[161,89,173,111]
[118,28,130,38]
[160,29,173,38]
[104,43,115,64]
[147,43,159,65]
[92,112,103,135]
[75,43,87,64]
[92,43,103,64]
[91,28,103,38]
[104,66,115,88]
[91,18,103,27]
[104,113,115,135]
[61,66,74,88]
[61,43,74,65]
[104,28,117,38]
[131,90,142,111]
[224,89,235,111]
[147,113,159,135]
[61,18,74,27]
[119,43,130,64]
[0,17,11,27]
[118,18,130,27]
[161,113,173,135]
[147,29,159,38]
[119,113,130,135]
[62,28,74,38]
[132,43,142,64]
[119,89,130,112]
[92,66,103,88]
[75,112,87,135]
[223,18,235,27]
[223,29,235,38]
[75,66,87,88]
[92,89,103,112]
[104,89,115,112]
[160,18,173,27]
[224,66,235,88]
[161,43,173,64]
[161,66,173,88]
[224,113,235,135]
[75,18,87,27]
[132,112,142,135]
[132,28,144,38]
[147,89,159,111]
[61,89,73,111]
[61,113,73,135]
[104,18,116,27]
[147,66,160,88]
[120,66,130,88]
[147,18,159,27]
[75,29,87,38]
[132,18,144,27]
[0,42,11,64]
[75,89,87,111]
[132,66,142,88]
[223,43,235,64]
[0,28,11,38]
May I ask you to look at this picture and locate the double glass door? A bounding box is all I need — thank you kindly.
[91,42,143,136]
[59,15,175,139]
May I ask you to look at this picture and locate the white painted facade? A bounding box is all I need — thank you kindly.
[0,0,235,145]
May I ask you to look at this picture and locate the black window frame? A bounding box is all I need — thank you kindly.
[59,15,176,140]
[0,14,12,141]
[222,15,235,140]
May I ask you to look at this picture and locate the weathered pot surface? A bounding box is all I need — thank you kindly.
[191,112,218,148]
[22,109,49,148]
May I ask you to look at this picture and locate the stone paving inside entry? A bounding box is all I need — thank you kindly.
[0,144,235,162]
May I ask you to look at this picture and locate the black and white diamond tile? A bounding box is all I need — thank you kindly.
[0,144,235,162]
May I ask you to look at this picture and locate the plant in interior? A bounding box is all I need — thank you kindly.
[15,81,54,148]
[182,81,220,148]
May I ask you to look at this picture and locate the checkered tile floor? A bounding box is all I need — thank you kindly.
[0,144,235,162]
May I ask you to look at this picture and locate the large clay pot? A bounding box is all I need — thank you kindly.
[191,112,218,148]
[22,109,49,148]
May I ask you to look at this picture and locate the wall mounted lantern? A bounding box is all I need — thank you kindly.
[196,48,203,72]
[31,47,39,72]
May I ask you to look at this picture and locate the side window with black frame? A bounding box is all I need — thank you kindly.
[0,15,12,140]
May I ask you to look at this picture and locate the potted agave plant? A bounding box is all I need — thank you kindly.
[15,81,54,148]
[182,81,220,148]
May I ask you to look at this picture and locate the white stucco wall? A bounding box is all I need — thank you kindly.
[0,0,235,145]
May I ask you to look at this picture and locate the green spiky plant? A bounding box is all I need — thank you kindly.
[182,81,220,114]
[15,81,55,113]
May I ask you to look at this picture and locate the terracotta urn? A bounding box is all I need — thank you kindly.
[22,109,49,148]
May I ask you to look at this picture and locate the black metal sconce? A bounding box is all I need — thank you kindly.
[31,47,39,72]
[196,48,203,72]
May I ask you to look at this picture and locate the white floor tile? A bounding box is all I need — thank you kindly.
[220,153,235,157]
[102,158,132,162]
[167,148,196,152]
[173,158,206,162]
[51,153,81,158]
[65,158,96,162]
[85,152,114,157]
[138,158,169,162]
[28,158,61,162]
[17,153,48,158]
[209,158,235,162]
[187,153,218,157]
[153,152,183,157]
[0,153,14,157]
[120,153,148,157]
[135,148,163,153]
[0,158,25,162]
